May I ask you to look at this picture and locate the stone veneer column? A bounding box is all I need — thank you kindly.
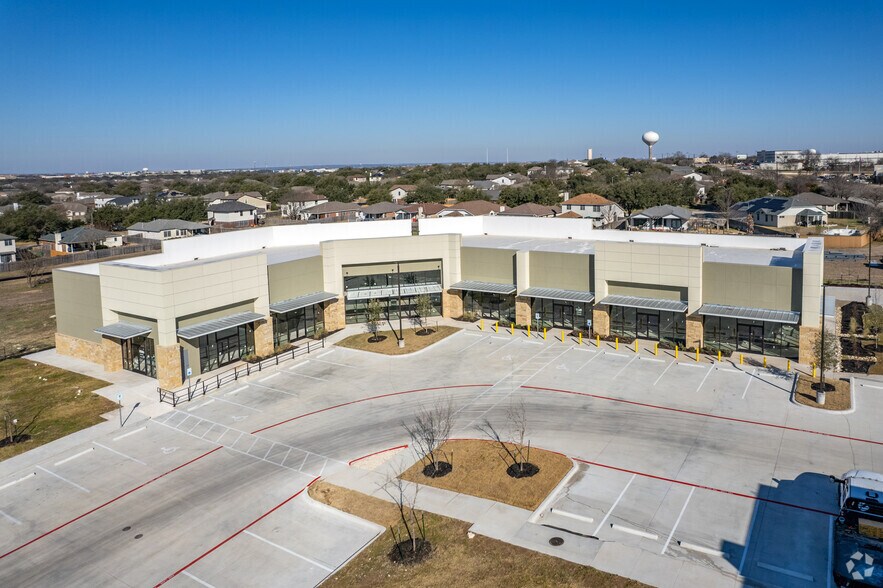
[323,299,346,332]
[253,317,274,356]
[442,289,463,318]
[592,307,610,337]
[55,333,104,365]
[515,296,531,326]
[156,344,183,390]
[101,337,124,372]
[798,326,820,365]
[685,316,703,350]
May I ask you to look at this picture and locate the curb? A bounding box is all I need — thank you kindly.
[788,374,856,415]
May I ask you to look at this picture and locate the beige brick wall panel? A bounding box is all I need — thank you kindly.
[55,333,104,365]
[593,307,610,337]
[101,337,123,372]
[157,344,184,390]
[442,290,463,318]
[685,317,703,350]
[515,296,531,326]
[254,317,274,357]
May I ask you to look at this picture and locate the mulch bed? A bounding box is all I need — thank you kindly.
[388,538,433,565]
[506,462,539,478]
[422,461,452,478]
[840,301,867,335]
[794,374,852,411]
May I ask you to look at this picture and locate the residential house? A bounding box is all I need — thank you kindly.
[731,195,830,228]
[97,196,138,209]
[560,193,625,227]
[389,185,418,202]
[438,179,470,190]
[486,173,529,187]
[279,188,329,219]
[127,219,210,240]
[0,233,16,263]
[52,202,88,222]
[39,226,123,255]
[52,189,76,202]
[76,191,108,202]
[628,205,693,230]
[437,200,505,217]
[399,203,446,220]
[557,210,583,219]
[158,190,191,200]
[206,191,270,215]
[499,203,560,218]
[301,201,364,222]
[360,202,408,220]
[347,175,368,184]
[467,180,503,201]
[207,201,258,227]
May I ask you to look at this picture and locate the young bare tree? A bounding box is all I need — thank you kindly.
[17,249,44,288]
[476,399,537,478]
[411,294,434,335]
[379,474,429,563]
[2,405,46,446]
[365,298,383,342]
[812,327,840,405]
[402,398,454,477]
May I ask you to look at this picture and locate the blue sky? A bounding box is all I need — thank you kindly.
[1,1,881,173]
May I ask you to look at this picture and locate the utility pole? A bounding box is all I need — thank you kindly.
[397,262,405,348]
[818,284,827,405]
[869,216,874,306]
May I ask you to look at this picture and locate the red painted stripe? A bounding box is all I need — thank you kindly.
[523,384,883,446]
[348,444,408,465]
[154,477,320,587]
[572,457,838,517]
[0,446,224,561]
[250,384,493,434]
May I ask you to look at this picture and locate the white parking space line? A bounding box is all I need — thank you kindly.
[315,350,333,358]
[54,447,94,466]
[524,339,543,345]
[0,509,22,525]
[182,570,217,588]
[677,362,705,369]
[188,399,215,412]
[113,426,146,441]
[93,442,147,466]
[36,465,90,493]
[0,472,36,491]
[605,352,628,358]
[249,381,299,397]
[243,530,333,572]
[576,351,602,372]
[258,372,281,382]
[462,332,482,337]
[458,335,488,354]
[613,355,639,379]
[212,396,262,412]
[756,561,814,582]
[741,369,757,399]
[287,367,327,381]
[593,474,635,536]
[678,541,724,557]
[226,386,248,396]
[311,358,353,369]
[487,338,517,356]
[860,382,883,390]
[696,367,714,393]
[550,508,594,524]
[610,523,658,541]
[661,487,694,554]
[738,500,760,575]
[640,357,664,363]
[720,368,742,373]
[653,361,675,386]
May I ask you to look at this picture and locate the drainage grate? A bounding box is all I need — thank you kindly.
[549,536,564,546]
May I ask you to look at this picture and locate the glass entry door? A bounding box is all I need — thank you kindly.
[737,324,764,353]
[122,336,156,378]
[636,312,660,340]
[552,304,574,328]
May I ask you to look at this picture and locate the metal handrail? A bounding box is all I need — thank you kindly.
[157,338,325,406]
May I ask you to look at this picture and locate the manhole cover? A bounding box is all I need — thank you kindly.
[549,537,564,546]
[122,526,131,532]
[134,534,143,540]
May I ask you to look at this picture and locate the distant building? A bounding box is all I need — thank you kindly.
[498,203,560,218]
[389,185,418,202]
[730,193,837,228]
[301,201,363,222]
[0,233,16,263]
[628,205,693,230]
[206,191,270,214]
[52,202,88,222]
[127,219,210,240]
[757,149,883,169]
[437,201,505,217]
[39,226,123,255]
[439,179,470,190]
[560,193,625,227]
[360,202,408,220]
[279,189,328,219]
[207,201,258,227]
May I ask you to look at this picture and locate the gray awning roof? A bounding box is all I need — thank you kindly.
[345,283,443,301]
[698,304,800,324]
[519,287,594,304]
[449,280,516,295]
[597,295,688,313]
[270,291,338,314]
[177,311,265,340]
[94,322,152,339]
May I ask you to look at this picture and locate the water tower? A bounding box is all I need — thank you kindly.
[642,131,660,160]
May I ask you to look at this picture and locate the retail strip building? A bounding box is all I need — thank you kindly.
[53,217,823,389]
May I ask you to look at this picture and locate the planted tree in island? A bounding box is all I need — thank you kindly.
[379,474,431,564]
[402,398,454,478]
[365,298,383,342]
[477,399,538,478]
[812,327,840,404]
[412,294,434,335]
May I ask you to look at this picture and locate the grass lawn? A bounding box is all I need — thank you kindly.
[399,439,572,511]
[336,325,460,355]
[309,481,645,588]
[794,374,851,410]
[0,358,115,461]
[0,277,56,358]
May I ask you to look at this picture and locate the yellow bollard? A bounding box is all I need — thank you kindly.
[561,329,565,343]
[596,334,600,348]
[510,323,514,335]
[494,321,498,333]
[675,345,679,359]
[615,337,619,350]
[480,319,484,331]
[635,340,639,353]
[543,327,547,340]
[717,350,721,362]
[696,348,700,362]
[763,356,767,368]
[812,362,816,377]
[527,324,531,337]
[787,359,791,372]
[578,332,583,346]
[740,353,744,365]
[654,342,658,356]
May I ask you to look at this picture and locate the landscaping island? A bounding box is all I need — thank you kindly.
[336,326,460,356]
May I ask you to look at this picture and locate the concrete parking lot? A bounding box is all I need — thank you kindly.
[2,328,882,587]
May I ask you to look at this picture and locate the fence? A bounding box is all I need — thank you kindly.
[0,241,161,275]
[157,338,325,406]
[823,233,870,249]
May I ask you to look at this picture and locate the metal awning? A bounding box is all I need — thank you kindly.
[449,280,516,295]
[270,291,338,314]
[177,311,265,340]
[94,322,151,339]
[698,304,800,325]
[519,287,594,304]
[597,295,688,313]
[345,283,443,301]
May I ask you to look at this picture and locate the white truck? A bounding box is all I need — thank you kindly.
[832,470,883,586]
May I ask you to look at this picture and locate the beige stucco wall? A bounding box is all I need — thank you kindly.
[54,269,104,344]
[461,246,515,285]
[527,251,593,292]
[321,234,461,293]
[801,238,824,328]
[702,263,801,311]
[594,241,702,312]
[267,256,324,303]
[607,281,687,301]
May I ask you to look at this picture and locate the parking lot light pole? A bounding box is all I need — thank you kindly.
[397,262,405,348]
[868,217,873,306]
